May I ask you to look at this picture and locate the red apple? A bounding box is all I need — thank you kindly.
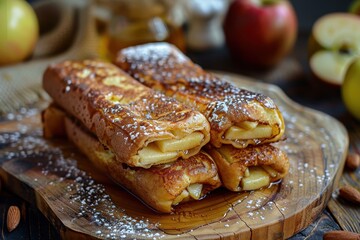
[223,0,297,68]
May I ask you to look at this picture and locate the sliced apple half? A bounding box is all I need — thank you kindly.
[310,50,355,86]
[309,13,360,86]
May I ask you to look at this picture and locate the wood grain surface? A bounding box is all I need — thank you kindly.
[0,75,349,239]
[327,117,360,233]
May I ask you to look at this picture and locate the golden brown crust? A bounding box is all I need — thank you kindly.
[42,103,67,139]
[206,144,289,192]
[116,43,285,148]
[42,60,210,167]
[64,116,221,213]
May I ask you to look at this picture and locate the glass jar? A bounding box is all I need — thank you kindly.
[107,0,185,61]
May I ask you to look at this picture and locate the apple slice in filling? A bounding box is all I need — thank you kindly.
[172,183,204,205]
[138,144,178,165]
[216,145,277,191]
[155,132,204,152]
[241,167,270,191]
[138,132,204,165]
[224,124,273,140]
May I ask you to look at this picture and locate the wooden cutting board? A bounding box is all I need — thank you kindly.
[0,74,348,239]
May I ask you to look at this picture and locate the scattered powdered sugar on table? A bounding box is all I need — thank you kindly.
[0,124,163,239]
[3,107,39,122]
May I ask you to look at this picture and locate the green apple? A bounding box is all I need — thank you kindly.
[350,0,360,15]
[308,13,360,87]
[342,58,360,119]
[0,0,39,66]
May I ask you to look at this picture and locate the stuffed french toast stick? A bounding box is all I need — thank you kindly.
[64,114,221,213]
[116,43,289,192]
[42,105,220,213]
[42,60,221,213]
[116,43,285,149]
[205,144,289,192]
[43,60,210,168]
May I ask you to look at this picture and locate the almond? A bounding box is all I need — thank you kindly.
[346,153,360,170]
[323,230,360,240]
[339,186,360,204]
[7,205,20,232]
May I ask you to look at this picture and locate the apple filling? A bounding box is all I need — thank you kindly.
[224,123,273,140]
[155,132,204,152]
[216,146,278,190]
[138,132,204,165]
[241,167,270,191]
[172,183,203,205]
[138,144,178,164]
[237,121,259,130]
[240,166,280,191]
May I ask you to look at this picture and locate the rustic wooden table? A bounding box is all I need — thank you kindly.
[0,32,358,239]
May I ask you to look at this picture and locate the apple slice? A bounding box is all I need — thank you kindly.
[309,13,360,86]
[310,50,355,86]
[312,13,360,50]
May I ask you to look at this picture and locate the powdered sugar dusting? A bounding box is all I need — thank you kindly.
[118,43,189,65]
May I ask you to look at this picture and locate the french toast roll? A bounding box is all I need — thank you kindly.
[56,112,221,213]
[116,43,285,148]
[42,60,210,168]
[206,144,289,192]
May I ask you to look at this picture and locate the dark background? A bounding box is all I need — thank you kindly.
[26,0,354,31]
[290,0,354,31]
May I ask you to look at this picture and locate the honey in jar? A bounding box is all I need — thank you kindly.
[107,0,185,61]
